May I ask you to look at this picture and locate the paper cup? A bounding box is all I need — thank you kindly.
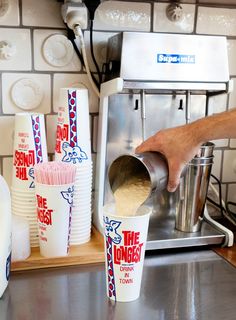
[35,182,74,257]
[55,88,91,164]
[103,204,150,302]
[11,201,36,209]
[12,113,48,190]
[11,187,35,195]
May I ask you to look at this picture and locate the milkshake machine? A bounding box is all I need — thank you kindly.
[94,32,234,249]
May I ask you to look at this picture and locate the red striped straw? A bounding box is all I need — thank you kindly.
[34,161,76,185]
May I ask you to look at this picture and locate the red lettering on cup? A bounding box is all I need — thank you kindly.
[55,124,69,154]
[113,231,143,265]
[36,195,53,226]
[13,150,35,167]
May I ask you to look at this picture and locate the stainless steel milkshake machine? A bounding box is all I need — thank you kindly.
[94,32,234,249]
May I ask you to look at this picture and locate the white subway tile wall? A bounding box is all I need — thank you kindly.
[211,150,222,179]
[83,31,117,73]
[33,30,81,72]
[0,0,19,26]
[2,73,51,114]
[227,184,236,203]
[0,29,31,70]
[0,0,235,203]
[197,7,236,36]
[53,73,99,113]
[22,0,64,28]
[0,116,14,155]
[222,150,236,183]
[208,94,228,148]
[230,139,236,148]
[93,1,151,31]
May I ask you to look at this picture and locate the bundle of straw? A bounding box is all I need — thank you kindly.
[34,161,76,185]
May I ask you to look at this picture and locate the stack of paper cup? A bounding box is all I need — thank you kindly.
[55,88,92,245]
[34,161,77,257]
[11,113,48,247]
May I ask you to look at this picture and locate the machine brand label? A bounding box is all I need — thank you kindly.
[157,54,195,64]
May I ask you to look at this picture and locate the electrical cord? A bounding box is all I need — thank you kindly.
[66,26,84,65]
[66,26,100,89]
[207,174,236,226]
[208,174,224,217]
[226,201,236,222]
[89,19,102,85]
[74,24,100,98]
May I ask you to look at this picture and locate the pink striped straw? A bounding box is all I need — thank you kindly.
[34,161,76,185]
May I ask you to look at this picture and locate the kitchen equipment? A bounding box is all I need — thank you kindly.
[108,144,214,234]
[94,32,234,249]
[0,175,11,298]
[175,142,214,233]
[108,152,168,198]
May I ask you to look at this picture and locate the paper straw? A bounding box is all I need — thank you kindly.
[34,161,76,185]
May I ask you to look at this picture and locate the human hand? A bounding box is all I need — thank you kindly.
[135,124,202,192]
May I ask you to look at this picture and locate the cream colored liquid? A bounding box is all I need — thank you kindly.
[114,176,151,216]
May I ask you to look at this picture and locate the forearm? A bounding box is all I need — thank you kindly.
[190,108,236,144]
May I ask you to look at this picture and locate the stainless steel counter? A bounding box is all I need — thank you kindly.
[1,249,236,320]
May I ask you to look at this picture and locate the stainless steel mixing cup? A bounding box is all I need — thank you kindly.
[108,152,168,197]
[175,142,215,233]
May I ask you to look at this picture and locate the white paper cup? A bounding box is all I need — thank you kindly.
[11,194,36,202]
[71,212,91,221]
[12,113,48,190]
[12,211,36,219]
[71,229,91,236]
[71,219,91,228]
[11,187,35,196]
[11,206,36,215]
[35,182,74,257]
[73,201,92,208]
[11,201,36,209]
[103,204,150,302]
[70,234,91,245]
[12,196,35,204]
[71,225,91,233]
[55,88,91,164]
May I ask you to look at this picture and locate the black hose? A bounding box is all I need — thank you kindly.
[66,25,100,89]
[89,19,102,85]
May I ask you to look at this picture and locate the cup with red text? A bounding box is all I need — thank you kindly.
[103,204,151,302]
[35,182,74,257]
[54,88,91,164]
[12,113,48,190]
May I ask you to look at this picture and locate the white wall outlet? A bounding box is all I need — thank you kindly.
[61,2,88,30]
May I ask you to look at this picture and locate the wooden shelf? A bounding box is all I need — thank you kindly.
[11,227,105,272]
[213,244,236,268]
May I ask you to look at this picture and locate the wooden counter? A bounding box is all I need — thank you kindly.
[212,216,236,268]
[214,244,236,268]
[11,227,105,272]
